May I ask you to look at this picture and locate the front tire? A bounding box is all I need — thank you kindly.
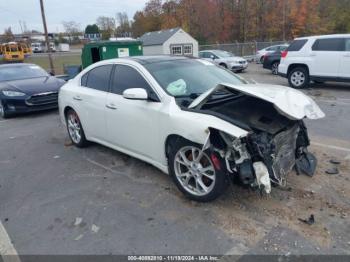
[0,100,10,119]
[65,109,88,147]
[168,139,228,202]
[260,56,264,64]
[219,63,228,69]
[288,67,310,89]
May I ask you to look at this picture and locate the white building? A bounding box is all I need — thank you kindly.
[139,27,198,57]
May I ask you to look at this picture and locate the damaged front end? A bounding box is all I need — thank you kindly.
[187,83,324,193]
[208,121,316,194]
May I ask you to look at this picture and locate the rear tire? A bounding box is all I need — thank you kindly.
[168,138,228,202]
[288,67,310,89]
[271,62,279,75]
[65,109,88,148]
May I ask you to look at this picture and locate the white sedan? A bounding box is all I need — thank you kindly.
[59,56,324,202]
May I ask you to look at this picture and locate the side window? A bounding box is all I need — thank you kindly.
[183,44,193,56]
[345,39,350,51]
[202,52,211,58]
[312,38,344,51]
[266,46,277,51]
[199,52,206,58]
[111,65,159,101]
[208,52,217,59]
[287,40,308,51]
[171,45,182,55]
[278,45,287,51]
[85,65,113,92]
[81,73,88,86]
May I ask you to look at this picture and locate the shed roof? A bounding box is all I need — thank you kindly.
[139,27,181,46]
[84,40,142,48]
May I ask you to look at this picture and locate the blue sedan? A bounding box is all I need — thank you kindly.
[0,63,66,118]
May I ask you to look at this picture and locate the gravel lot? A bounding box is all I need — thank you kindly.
[0,63,349,258]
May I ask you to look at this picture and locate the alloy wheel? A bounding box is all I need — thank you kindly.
[272,63,279,75]
[291,71,305,87]
[67,112,82,144]
[174,146,216,196]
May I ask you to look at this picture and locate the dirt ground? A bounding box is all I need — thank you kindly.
[175,147,350,254]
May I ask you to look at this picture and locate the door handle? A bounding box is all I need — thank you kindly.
[344,54,350,57]
[310,53,316,57]
[73,96,82,101]
[106,104,117,110]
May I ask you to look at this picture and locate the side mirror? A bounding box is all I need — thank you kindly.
[123,88,148,100]
[210,55,215,60]
[48,71,55,76]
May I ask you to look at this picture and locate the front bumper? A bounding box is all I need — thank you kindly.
[1,95,58,116]
[230,63,248,71]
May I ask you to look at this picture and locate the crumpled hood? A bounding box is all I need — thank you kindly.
[0,76,65,96]
[189,83,325,120]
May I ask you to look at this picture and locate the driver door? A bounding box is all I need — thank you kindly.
[105,64,162,159]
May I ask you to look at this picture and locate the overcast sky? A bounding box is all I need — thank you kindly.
[0,0,148,34]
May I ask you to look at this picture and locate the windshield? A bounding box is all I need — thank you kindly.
[0,65,48,82]
[144,59,247,97]
[212,50,235,58]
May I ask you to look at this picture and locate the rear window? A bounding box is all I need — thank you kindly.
[312,38,345,51]
[287,40,308,51]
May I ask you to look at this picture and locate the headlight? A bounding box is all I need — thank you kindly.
[2,90,26,97]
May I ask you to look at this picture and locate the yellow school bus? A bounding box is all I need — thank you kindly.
[2,42,25,63]
[19,42,32,57]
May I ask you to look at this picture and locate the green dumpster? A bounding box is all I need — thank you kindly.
[81,40,143,68]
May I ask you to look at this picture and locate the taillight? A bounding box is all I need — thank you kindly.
[281,51,288,58]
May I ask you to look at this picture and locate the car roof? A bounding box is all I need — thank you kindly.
[199,50,231,53]
[296,34,350,40]
[265,44,288,48]
[122,55,194,65]
[0,63,39,69]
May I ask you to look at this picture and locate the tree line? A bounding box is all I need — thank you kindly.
[4,0,348,45]
[129,0,350,44]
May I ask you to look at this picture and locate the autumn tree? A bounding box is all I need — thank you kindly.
[130,0,350,43]
[116,12,131,37]
[62,21,81,43]
[3,27,14,42]
[96,16,115,39]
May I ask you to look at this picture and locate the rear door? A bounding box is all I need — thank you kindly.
[339,38,350,78]
[75,64,113,140]
[310,38,344,77]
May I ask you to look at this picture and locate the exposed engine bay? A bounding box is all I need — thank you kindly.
[178,86,319,193]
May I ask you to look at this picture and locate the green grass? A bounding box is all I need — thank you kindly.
[25,54,81,75]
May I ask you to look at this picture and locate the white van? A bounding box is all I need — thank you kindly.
[278,34,350,89]
[31,42,43,53]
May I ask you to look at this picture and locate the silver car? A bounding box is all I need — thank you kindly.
[199,50,248,73]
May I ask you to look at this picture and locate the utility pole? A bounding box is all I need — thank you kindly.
[39,0,55,75]
[282,0,286,41]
